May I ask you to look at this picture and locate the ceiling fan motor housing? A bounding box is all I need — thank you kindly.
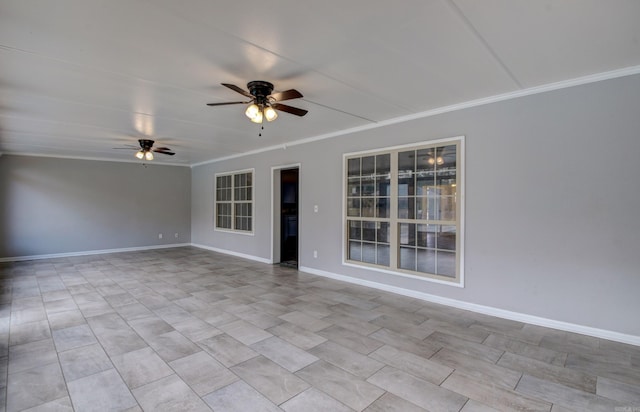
[247,81,274,105]
[138,139,154,151]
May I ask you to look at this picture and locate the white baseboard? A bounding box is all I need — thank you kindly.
[0,243,191,262]
[299,265,640,347]
[191,243,272,264]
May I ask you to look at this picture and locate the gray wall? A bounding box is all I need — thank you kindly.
[0,156,191,258]
[192,74,640,337]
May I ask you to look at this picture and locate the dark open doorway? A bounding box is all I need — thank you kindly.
[280,168,298,268]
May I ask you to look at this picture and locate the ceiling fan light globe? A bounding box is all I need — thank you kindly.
[135,151,145,160]
[264,106,278,122]
[145,151,154,161]
[245,103,260,120]
[250,110,263,124]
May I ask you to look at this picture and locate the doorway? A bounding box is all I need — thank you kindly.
[279,168,298,268]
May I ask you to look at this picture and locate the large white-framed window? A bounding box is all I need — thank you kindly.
[215,169,254,234]
[344,137,464,286]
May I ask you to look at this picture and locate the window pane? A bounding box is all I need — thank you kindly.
[376,176,390,196]
[399,223,415,246]
[377,222,390,244]
[349,241,362,261]
[417,249,436,274]
[362,221,376,242]
[437,171,456,187]
[348,220,361,240]
[436,145,456,169]
[376,154,390,175]
[426,188,439,220]
[398,151,414,172]
[437,251,456,277]
[417,148,436,172]
[416,174,433,195]
[347,198,360,217]
[362,156,375,175]
[416,196,429,220]
[348,178,360,196]
[438,196,456,221]
[361,176,375,196]
[216,203,231,229]
[437,226,456,251]
[362,243,376,264]
[348,158,360,177]
[398,197,414,219]
[399,247,416,271]
[376,244,390,266]
[376,198,389,218]
[361,198,375,217]
[417,224,436,248]
[398,172,414,196]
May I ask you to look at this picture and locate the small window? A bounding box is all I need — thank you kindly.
[215,169,253,233]
[344,137,464,285]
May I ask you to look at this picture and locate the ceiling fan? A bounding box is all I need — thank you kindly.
[207,81,308,123]
[113,139,175,161]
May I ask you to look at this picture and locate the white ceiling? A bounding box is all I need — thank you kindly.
[1,0,639,165]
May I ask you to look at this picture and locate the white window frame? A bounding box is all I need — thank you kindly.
[342,136,465,287]
[214,168,255,235]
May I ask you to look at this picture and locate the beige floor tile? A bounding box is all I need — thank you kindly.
[132,374,210,412]
[442,371,552,412]
[231,356,309,404]
[169,351,239,396]
[368,366,467,412]
[296,360,384,411]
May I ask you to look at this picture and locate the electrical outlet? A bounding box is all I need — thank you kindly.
[158,233,163,239]
[313,250,318,258]
[175,233,179,239]
[314,205,319,213]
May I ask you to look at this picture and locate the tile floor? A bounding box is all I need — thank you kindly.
[0,247,639,411]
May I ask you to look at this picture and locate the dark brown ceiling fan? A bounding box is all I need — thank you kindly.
[207,81,308,123]
[113,139,175,161]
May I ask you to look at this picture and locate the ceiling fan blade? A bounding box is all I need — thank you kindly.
[270,89,303,102]
[153,149,175,156]
[112,147,137,150]
[154,147,171,151]
[206,101,250,106]
[222,83,253,98]
[273,103,308,117]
